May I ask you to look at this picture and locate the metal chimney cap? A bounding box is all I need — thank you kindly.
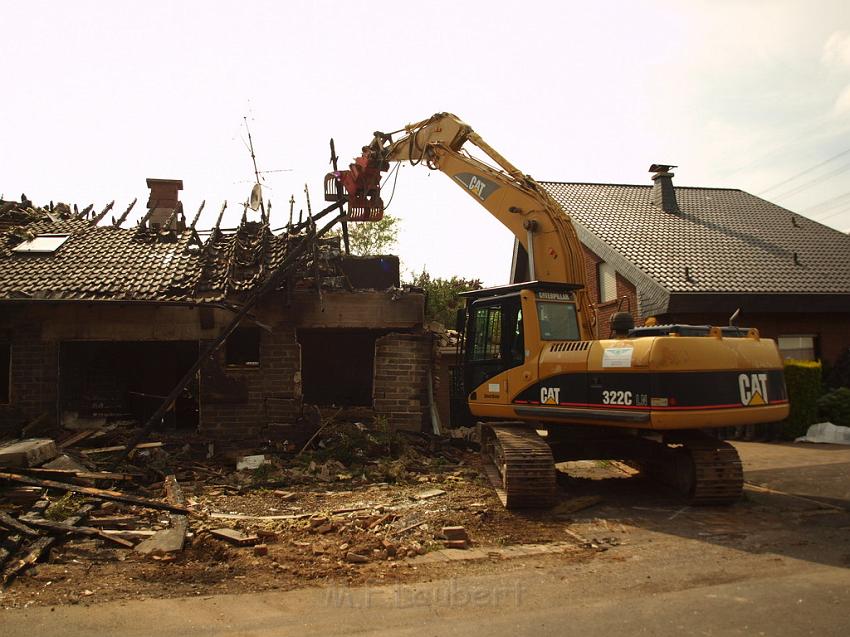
[649,164,677,173]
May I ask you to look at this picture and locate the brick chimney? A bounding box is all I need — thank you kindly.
[145,178,183,229]
[649,164,680,214]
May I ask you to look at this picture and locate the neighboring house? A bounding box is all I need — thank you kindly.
[539,166,850,365]
[0,180,429,440]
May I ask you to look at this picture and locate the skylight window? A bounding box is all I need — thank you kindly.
[11,234,70,254]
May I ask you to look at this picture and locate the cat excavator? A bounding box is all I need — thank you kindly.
[327,113,789,508]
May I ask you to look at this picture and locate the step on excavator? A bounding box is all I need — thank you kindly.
[328,113,789,508]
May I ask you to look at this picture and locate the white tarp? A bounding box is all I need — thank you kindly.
[795,422,850,445]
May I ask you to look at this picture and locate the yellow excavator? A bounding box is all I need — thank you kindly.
[328,113,789,508]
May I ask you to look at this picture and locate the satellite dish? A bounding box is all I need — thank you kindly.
[249,183,263,211]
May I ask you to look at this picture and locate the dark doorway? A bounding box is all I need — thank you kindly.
[59,341,200,429]
[297,330,385,406]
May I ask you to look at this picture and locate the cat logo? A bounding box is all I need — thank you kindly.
[453,172,499,201]
[540,386,561,405]
[738,373,768,406]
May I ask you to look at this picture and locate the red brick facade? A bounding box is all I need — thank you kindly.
[580,244,850,365]
[581,245,640,339]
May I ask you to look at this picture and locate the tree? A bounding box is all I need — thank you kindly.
[346,214,400,256]
[407,269,483,328]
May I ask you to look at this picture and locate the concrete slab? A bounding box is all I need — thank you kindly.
[42,454,87,472]
[0,438,58,468]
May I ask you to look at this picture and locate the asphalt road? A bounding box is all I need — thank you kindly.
[2,551,848,636]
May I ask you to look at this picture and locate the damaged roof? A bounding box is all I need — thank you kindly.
[0,199,345,303]
[541,182,850,315]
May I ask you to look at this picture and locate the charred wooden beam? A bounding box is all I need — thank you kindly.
[330,138,350,255]
[163,201,183,230]
[1,504,94,587]
[75,203,94,220]
[189,200,206,232]
[211,201,227,236]
[113,198,137,227]
[0,512,40,537]
[0,472,191,515]
[20,517,134,548]
[136,199,159,228]
[88,200,115,226]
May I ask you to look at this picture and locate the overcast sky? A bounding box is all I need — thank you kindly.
[2,0,849,284]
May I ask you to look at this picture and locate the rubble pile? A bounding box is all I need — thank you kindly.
[1,413,582,607]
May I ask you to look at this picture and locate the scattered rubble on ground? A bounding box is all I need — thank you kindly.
[0,415,597,608]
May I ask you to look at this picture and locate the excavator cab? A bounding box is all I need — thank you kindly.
[452,282,583,422]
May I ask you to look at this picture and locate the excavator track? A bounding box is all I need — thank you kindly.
[479,423,556,509]
[682,438,744,504]
[650,436,744,505]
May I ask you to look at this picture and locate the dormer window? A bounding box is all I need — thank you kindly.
[11,234,70,254]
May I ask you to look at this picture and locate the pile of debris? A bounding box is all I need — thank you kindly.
[0,414,487,592]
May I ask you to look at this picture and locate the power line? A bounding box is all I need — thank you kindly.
[758,146,850,195]
[803,189,850,214]
[814,204,850,223]
[771,159,850,200]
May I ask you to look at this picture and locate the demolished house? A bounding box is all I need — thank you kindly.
[0,180,431,443]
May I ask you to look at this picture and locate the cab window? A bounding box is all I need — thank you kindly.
[537,302,579,340]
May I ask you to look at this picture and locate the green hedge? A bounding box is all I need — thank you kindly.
[782,359,822,440]
[817,387,850,427]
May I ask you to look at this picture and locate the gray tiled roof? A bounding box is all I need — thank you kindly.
[541,182,850,314]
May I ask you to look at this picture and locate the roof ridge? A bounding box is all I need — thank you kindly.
[538,180,743,192]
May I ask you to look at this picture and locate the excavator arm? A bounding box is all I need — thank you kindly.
[329,112,594,338]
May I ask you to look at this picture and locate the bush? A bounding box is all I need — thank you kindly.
[782,359,822,439]
[817,387,850,427]
[824,347,850,389]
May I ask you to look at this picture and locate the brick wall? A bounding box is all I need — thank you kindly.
[581,245,640,338]
[0,319,58,435]
[199,324,302,440]
[373,333,433,432]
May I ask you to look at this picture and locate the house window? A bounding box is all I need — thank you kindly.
[0,342,9,404]
[598,261,617,303]
[778,335,816,361]
[225,327,261,366]
[11,234,70,253]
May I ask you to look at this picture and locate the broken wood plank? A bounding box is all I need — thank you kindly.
[413,489,446,501]
[102,529,158,538]
[0,512,40,537]
[209,527,260,546]
[2,504,95,587]
[20,518,134,548]
[0,472,191,515]
[0,534,23,571]
[81,442,163,455]
[209,512,309,521]
[389,520,426,537]
[1,537,53,586]
[3,467,138,482]
[87,515,139,528]
[57,429,96,449]
[135,475,188,555]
